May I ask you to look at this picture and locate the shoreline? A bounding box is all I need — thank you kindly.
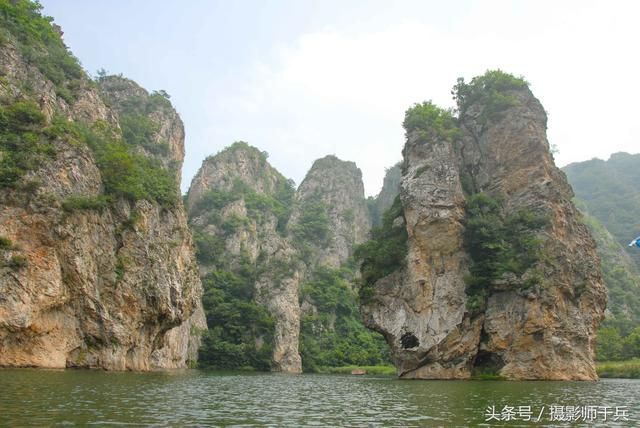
[3,362,640,379]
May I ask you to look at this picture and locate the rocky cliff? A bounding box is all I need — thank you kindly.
[359,71,607,380]
[0,2,204,370]
[290,156,387,371]
[188,148,385,371]
[290,155,371,267]
[368,163,402,227]
[187,142,302,372]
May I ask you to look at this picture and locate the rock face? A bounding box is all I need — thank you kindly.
[187,143,303,372]
[369,163,402,226]
[98,77,186,181]
[187,149,372,372]
[361,73,607,380]
[291,155,371,268]
[0,8,204,370]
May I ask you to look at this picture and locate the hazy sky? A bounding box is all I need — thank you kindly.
[42,0,639,196]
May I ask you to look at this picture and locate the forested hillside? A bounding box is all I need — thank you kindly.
[564,153,640,269]
[187,143,389,371]
[564,154,640,360]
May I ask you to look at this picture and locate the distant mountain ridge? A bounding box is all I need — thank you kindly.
[563,153,640,346]
[564,152,640,269]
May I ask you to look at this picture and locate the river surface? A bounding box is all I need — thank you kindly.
[0,369,638,426]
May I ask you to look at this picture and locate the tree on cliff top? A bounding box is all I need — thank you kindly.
[452,70,529,121]
[402,101,460,142]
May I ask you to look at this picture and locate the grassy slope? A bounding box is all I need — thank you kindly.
[597,359,640,379]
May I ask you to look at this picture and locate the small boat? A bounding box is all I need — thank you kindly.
[351,369,367,375]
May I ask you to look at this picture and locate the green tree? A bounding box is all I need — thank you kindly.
[299,266,390,371]
[198,258,275,370]
[0,0,84,102]
[0,101,53,187]
[354,195,408,302]
[622,327,640,360]
[291,194,330,245]
[597,327,623,361]
[463,193,546,313]
[403,101,460,141]
[452,70,529,122]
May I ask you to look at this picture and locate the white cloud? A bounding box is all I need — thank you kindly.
[197,1,640,196]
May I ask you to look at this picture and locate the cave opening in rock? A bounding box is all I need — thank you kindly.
[473,350,505,375]
[400,332,419,349]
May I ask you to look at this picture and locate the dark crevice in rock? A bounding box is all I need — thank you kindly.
[473,350,505,373]
[400,332,419,349]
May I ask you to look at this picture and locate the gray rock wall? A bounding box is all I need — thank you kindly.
[361,83,606,380]
[0,38,204,370]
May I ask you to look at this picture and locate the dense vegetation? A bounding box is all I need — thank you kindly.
[0,100,177,207]
[291,177,389,370]
[597,359,640,379]
[0,0,84,103]
[192,143,391,371]
[211,140,269,162]
[463,193,547,313]
[596,327,640,362]
[402,101,460,141]
[291,192,330,249]
[190,142,295,234]
[80,121,178,207]
[0,99,174,206]
[0,105,178,208]
[0,100,54,187]
[98,76,174,157]
[0,1,178,208]
[354,195,408,302]
[192,146,296,369]
[563,154,640,361]
[299,265,390,371]
[198,254,275,370]
[575,202,640,361]
[452,70,529,123]
[578,206,640,335]
[564,153,640,270]
[190,177,294,237]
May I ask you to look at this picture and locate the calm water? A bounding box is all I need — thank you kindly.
[0,369,638,427]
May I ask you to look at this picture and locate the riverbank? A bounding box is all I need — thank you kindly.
[315,365,396,375]
[597,359,640,378]
[318,361,640,379]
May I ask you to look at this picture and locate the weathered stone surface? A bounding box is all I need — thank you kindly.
[362,84,606,380]
[362,126,476,378]
[186,144,279,212]
[98,77,186,184]
[0,38,204,370]
[370,163,402,226]
[187,150,372,372]
[461,89,606,380]
[187,144,303,373]
[291,155,371,268]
